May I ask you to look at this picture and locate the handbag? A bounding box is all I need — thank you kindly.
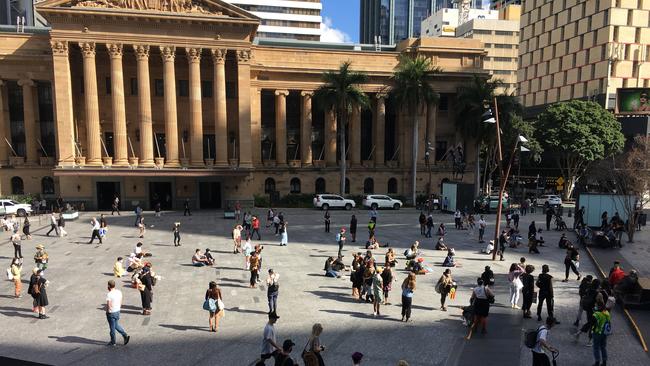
[217,298,225,311]
[6,268,13,280]
[301,339,319,366]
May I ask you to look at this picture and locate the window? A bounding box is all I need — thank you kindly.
[177,80,189,97]
[264,178,276,194]
[495,31,513,36]
[104,132,114,157]
[475,29,492,35]
[494,57,514,62]
[130,78,138,96]
[438,94,449,111]
[11,177,24,195]
[435,141,447,161]
[290,178,301,193]
[105,77,111,95]
[363,178,374,194]
[387,178,398,194]
[315,178,326,194]
[345,178,350,194]
[202,81,213,98]
[494,44,513,49]
[41,177,55,195]
[154,79,164,97]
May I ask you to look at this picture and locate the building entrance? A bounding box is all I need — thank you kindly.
[149,182,173,210]
[96,182,120,210]
[199,182,221,209]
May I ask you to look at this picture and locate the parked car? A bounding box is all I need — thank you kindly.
[474,195,509,213]
[362,195,403,210]
[313,194,356,210]
[538,194,562,207]
[0,199,33,216]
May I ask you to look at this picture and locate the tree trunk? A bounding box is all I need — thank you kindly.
[339,107,347,196]
[411,114,419,206]
[563,175,577,200]
[626,219,636,242]
[474,141,481,197]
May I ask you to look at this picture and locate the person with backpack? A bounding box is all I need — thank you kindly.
[574,279,602,345]
[574,275,593,326]
[536,265,558,323]
[591,300,611,366]
[528,317,558,366]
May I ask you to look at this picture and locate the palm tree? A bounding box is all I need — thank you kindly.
[314,61,369,195]
[390,55,440,205]
[455,75,521,195]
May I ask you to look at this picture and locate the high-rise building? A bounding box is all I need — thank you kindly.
[518,0,650,115]
[490,0,521,10]
[360,0,435,44]
[224,0,322,41]
[421,7,499,37]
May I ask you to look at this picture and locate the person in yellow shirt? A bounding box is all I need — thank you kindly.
[113,257,125,278]
[10,257,22,298]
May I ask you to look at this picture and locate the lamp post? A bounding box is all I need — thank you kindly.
[483,97,528,261]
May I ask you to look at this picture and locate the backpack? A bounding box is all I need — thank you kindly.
[524,327,541,349]
[603,320,613,336]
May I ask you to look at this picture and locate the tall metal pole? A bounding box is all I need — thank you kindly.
[492,138,521,259]
[492,97,504,260]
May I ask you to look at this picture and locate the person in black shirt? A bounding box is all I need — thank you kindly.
[498,230,508,261]
[521,264,535,319]
[481,265,495,287]
[418,212,426,236]
[274,339,297,366]
[545,206,555,231]
[536,264,558,323]
[349,215,357,242]
[562,245,581,282]
[528,221,537,240]
[574,275,593,326]
[324,209,331,233]
[426,214,434,238]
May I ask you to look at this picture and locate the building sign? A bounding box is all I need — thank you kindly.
[616,88,650,114]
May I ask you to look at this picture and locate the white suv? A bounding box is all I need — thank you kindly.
[313,194,356,210]
[538,194,562,207]
[362,195,403,210]
[0,199,33,216]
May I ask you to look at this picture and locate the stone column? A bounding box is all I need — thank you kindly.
[134,44,154,167]
[236,49,253,168]
[350,105,361,166]
[50,40,75,166]
[211,48,228,167]
[274,89,289,166]
[79,41,101,165]
[0,80,7,165]
[17,79,38,164]
[300,91,313,166]
[186,47,204,166]
[325,108,337,166]
[251,88,262,165]
[427,103,437,165]
[160,46,179,167]
[107,43,128,166]
[374,95,386,166]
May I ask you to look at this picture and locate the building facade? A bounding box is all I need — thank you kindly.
[421,7,499,37]
[518,0,650,115]
[360,0,435,45]
[223,0,322,41]
[0,0,486,210]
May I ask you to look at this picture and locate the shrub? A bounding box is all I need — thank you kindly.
[254,194,270,208]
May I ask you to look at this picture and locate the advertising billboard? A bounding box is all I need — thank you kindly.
[616,88,650,114]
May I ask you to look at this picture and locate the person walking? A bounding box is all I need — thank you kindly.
[498,230,508,261]
[154,202,161,217]
[22,216,31,240]
[137,216,145,238]
[232,224,243,253]
[324,209,331,233]
[34,245,48,274]
[134,205,143,227]
[521,264,536,318]
[532,317,558,366]
[105,280,130,346]
[250,251,261,288]
[276,340,297,366]
[508,263,524,309]
[173,222,181,247]
[251,216,262,240]
[574,275,594,326]
[591,300,611,366]
[57,214,67,237]
[259,312,284,363]
[437,268,454,311]
[279,221,288,246]
[467,278,494,336]
[138,264,155,315]
[574,279,602,345]
[350,215,357,242]
[401,272,416,322]
[305,323,326,366]
[88,217,102,244]
[205,281,224,332]
[478,215,486,243]
[45,213,58,237]
[111,195,120,215]
[10,257,22,298]
[381,264,393,305]
[184,198,191,216]
[234,201,242,222]
[562,244,581,282]
[371,268,384,316]
[28,268,49,319]
[266,269,280,314]
[11,231,22,259]
[336,227,347,258]
[419,212,426,236]
[536,265,558,323]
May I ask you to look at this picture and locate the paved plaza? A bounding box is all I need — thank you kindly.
[1,208,649,366]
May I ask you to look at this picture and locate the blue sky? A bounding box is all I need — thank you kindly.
[321,0,360,43]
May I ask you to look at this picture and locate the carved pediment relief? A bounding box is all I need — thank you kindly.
[69,0,222,15]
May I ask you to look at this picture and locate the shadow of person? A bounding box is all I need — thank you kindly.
[47,336,105,345]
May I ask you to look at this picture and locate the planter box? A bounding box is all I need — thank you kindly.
[180,158,190,167]
[204,159,215,167]
[40,157,55,166]
[288,160,301,168]
[62,210,79,220]
[75,156,86,166]
[128,157,139,166]
[9,156,25,166]
[312,160,326,168]
[154,157,165,168]
[102,157,113,166]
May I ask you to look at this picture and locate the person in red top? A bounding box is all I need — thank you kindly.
[251,216,261,240]
[608,261,625,287]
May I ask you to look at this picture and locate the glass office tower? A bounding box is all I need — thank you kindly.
[360,0,435,45]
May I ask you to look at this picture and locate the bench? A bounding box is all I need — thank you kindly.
[617,277,650,310]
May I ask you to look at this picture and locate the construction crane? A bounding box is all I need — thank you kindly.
[453,0,471,27]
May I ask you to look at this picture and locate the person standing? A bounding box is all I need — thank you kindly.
[251,216,262,240]
[10,258,22,298]
[11,231,22,259]
[266,269,280,314]
[306,323,326,366]
[371,268,384,316]
[437,269,454,311]
[521,265,536,318]
[57,214,67,237]
[279,221,288,247]
[137,216,146,238]
[134,205,143,227]
[562,244,581,282]
[34,245,48,274]
[381,264,393,305]
[45,213,58,237]
[105,280,130,346]
[275,340,297,366]
[234,201,242,222]
[401,273,416,322]
[369,208,378,224]
[336,228,347,258]
[111,195,120,215]
[498,230,508,261]
[22,216,31,240]
[154,202,161,217]
[28,268,49,319]
[591,300,611,366]
[536,265,558,323]
[250,251,261,288]
[454,210,462,229]
[508,263,524,309]
[260,312,283,363]
[205,281,224,332]
[173,222,181,247]
[324,209,331,233]
[184,198,192,216]
[349,215,357,242]
[232,225,243,253]
[468,278,494,336]
[545,206,555,231]
[138,265,155,315]
[419,212,426,236]
[113,257,125,278]
[425,214,434,238]
[532,317,558,366]
[478,215,487,243]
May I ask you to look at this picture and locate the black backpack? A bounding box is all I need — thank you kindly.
[524,327,542,349]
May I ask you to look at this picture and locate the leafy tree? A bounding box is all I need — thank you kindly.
[536,100,625,199]
[390,55,440,205]
[314,62,369,195]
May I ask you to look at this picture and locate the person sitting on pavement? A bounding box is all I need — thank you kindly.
[365,235,384,250]
[481,265,495,287]
[331,255,347,272]
[204,248,215,266]
[442,248,458,267]
[324,257,341,278]
[481,240,495,255]
[404,241,420,260]
[615,270,642,298]
[192,249,211,267]
[435,237,448,251]
[126,253,144,273]
[558,233,570,249]
[608,261,625,287]
[134,242,152,257]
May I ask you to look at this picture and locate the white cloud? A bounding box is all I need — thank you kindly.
[320,17,352,43]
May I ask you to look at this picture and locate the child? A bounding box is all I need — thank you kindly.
[173,222,181,247]
[242,238,253,270]
[204,248,215,266]
[113,257,125,277]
